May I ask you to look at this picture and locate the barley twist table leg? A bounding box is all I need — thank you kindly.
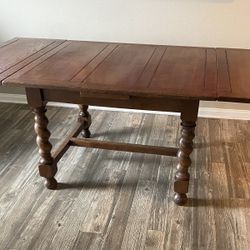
[33,106,57,189]
[78,105,91,138]
[174,120,196,205]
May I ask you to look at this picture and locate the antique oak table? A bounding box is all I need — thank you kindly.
[1,38,250,205]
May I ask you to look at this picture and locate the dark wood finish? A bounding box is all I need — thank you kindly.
[70,138,178,157]
[0,38,61,82]
[42,89,184,112]
[25,88,57,188]
[25,88,44,108]
[2,38,250,102]
[33,106,57,189]
[217,48,250,102]
[174,121,196,205]
[80,45,216,99]
[78,105,91,138]
[1,37,250,206]
[18,41,108,81]
[1,38,217,100]
[174,101,199,205]
[52,122,84,163]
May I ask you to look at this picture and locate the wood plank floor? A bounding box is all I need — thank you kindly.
[0,103,249,250]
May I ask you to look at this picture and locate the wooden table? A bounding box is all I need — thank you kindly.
[1,38,250,205]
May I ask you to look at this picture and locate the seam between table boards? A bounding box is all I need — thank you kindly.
[215,48,219,100]
[79,44,120,86]
[81,46,168,93]
[145,47,168,88]
[225,49,232,93]
[203,48,207,90]
[69,43,111,82]
[0,38,19,49]
[3,41,71,83]
[216,48,233,101]
[0,40,58,77]
[133,47,158,86]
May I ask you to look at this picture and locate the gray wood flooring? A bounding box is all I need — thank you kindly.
[0,103,249,250]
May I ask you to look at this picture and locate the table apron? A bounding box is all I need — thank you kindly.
[41,88,199,113]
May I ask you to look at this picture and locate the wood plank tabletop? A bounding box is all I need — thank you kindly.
[1,37,250,102]
[217,48,250,102]
[0,38,65,82]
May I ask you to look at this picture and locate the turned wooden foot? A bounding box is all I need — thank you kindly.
[45,177,58,189]
[33,106,58,189]
[174,193,188,206]
[78,105,91,138]
[174,119,196,206]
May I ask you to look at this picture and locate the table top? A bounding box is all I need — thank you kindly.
[0,37,250,102]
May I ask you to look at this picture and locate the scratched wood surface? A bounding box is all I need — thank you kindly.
[0,103,249,250]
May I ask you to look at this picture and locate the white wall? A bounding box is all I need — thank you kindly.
[1,0,250,48]
[0,0,250,112]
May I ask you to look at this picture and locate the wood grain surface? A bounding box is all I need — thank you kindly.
[1,37,250,102]
[0,38,64,82]
[217,48,250,102]
[0,103,249,250]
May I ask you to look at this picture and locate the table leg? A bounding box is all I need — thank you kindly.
[33,106,58,189]
[78,105,91,138]
[173,101,198,205]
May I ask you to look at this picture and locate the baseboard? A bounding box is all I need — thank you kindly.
[0,93,249,120]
